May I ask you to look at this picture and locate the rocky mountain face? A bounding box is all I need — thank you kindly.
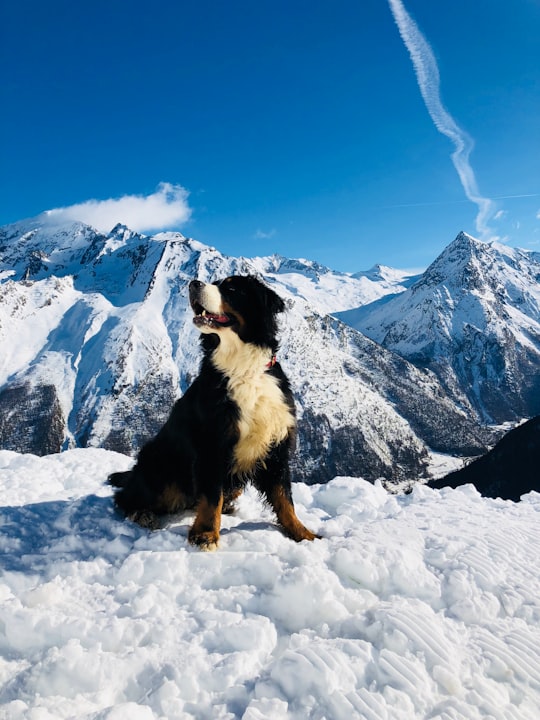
[0,218,495,485]
[344,232,540,424]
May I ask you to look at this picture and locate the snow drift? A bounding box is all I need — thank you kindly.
[0,449,539,719]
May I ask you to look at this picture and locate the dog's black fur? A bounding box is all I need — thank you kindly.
[108,275,318,549]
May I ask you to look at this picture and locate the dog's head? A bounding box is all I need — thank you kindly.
[189,275,285,348]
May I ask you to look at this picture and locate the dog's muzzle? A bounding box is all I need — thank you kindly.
[189,280,233,329]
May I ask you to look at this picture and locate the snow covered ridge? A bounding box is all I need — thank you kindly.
[1,448,539,719]
[343,232,540,425]
[0,218,537,484]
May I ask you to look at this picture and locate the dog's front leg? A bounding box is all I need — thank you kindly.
[266,483,320,542]
[188,480,224,551]
[255,444,320,542]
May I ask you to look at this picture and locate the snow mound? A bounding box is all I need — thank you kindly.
[1,449,539,719]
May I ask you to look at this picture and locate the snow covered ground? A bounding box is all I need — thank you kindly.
[1,449,539,720]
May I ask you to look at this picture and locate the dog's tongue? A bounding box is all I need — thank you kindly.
[207,312,229,323]
[195,310,230,325]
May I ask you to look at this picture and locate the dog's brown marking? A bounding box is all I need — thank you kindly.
[188,494,224,551]
[267,486,320,542]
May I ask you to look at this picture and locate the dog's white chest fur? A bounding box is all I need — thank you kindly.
[211,336,295,474]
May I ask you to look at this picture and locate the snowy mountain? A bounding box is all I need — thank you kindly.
[1,448,539,718]
[0,217,488,485]
[344,232,540,424]
[249,255,420,315]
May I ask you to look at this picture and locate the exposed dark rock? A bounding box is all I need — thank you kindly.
[430,416,540,501]
[0,383,65,455]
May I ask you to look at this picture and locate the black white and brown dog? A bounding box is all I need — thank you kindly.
[108,274,319,550]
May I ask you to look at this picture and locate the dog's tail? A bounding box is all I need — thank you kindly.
[107,470,132,488]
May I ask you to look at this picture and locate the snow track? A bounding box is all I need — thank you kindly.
[0,449,539,719]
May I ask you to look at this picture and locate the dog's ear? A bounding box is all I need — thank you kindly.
[265,285,286,315]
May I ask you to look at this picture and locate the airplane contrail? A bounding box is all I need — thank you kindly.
[380,193,540,210]
[387,0,495,238]
[492,193,540,200]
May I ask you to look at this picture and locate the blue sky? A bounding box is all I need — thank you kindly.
[2,0,539,272]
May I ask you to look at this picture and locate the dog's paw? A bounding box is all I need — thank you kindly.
[284,525,321,542]
[128,510,161,531]
[302,529,322,542]
[188,529,220,551]
[221,500,237,515]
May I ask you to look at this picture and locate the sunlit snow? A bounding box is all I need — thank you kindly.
[1,449,539,719]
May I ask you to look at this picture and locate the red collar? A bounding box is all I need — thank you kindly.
[266,355,277,368]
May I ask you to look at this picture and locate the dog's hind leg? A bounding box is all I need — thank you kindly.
[222,486,244,514]
[108,462,192,530]
[108,469,162,530]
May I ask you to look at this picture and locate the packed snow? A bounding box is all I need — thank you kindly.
[1,449,539,719]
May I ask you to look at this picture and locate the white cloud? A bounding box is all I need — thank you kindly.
[44,182,192,233]
[253,228,276,240]
[494,210,506,221]
[536,209,540,219]
[387,0,495,238]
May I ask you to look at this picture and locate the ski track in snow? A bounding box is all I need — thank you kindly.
[0,449,539,719]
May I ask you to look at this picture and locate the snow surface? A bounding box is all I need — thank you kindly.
[1,450,540,719]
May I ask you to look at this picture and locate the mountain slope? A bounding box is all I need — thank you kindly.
[0,218,488,484]
[347,232,540,424]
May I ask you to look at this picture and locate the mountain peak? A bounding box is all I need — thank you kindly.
[417,231,493,291]
[356,263,413,284]
[444,230,486,259]
[453,230,478,245]
[110,223,141,240]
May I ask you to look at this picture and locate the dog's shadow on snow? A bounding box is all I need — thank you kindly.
[0,494,132,574]
[165,518,278,539]
[0,495,281,574]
